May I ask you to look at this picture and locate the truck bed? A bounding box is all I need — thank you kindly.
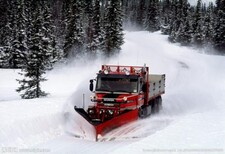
[149,74,165,99]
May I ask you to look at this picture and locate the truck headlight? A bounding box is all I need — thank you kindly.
[89,109,94,114]
[108,110,114,115]
[104,69,109,74]
[123,97,127,102]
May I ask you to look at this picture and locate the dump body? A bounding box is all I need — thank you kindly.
[74,64,165,141]
[149,74,166,99]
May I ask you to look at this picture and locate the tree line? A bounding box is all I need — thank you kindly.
[123,0,225,53]
[0,0,124,69]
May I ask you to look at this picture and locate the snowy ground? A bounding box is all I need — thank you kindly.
[0,31,225,154]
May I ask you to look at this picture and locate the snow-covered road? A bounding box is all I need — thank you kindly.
[1,31,225,154]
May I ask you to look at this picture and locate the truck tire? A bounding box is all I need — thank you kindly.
[138,107,145,118]
[151,98,160,114]
[157,96,162,110]
[152,96,162,113]
[138,105,151,118]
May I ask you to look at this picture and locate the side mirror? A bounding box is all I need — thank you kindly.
[89,80,94,91]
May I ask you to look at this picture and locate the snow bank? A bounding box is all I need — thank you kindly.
[0,97,64,148]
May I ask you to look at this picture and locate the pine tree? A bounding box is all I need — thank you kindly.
[145,0,160,32]
[213,0,225,52]
[203,2,214,46]
[176,2,193,46]
[92,0,103,53]
[102,0,124,56]
[136,0,146,29]
[84,0,95,54]
[168,0,181,42]
[14,0,28,68]
[0,1,13,68]
[122,0,129,24]
[2,0,28,68]
[160,0,173,34]
[42,1,61,63]
[63,0,85,58]
[17,1,52,99]
[0,0,7,46]
[130,0,138,27]
[192,0,204,46]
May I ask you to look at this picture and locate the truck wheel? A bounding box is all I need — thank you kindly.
[139,106,149,118]
[157,96,162,110]
[138,107,145,118]
[151,99,159,114]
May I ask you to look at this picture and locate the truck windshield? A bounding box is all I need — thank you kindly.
[96,77,138,93]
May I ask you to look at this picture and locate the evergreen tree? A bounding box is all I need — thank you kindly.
[1,0,28,68]
[176,2,193,45]
[160,0,173,34]
[102,0,124,56]
[136,0,146,28]
[213,0,225,52]
[17,1,52,99]
[63,0,85,58]
[0,1,13,68]
[145,0,160,32]
[42,1,61,63]
[13,0,28,68]
[0,0,7,46]
[203,2,214,46]
[84,0,95,54]
[92,0,103,53]
[192,0,204,46]
[168,0,180,42]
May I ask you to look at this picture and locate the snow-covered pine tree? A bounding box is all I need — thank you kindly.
[0,0,7,47]
[0,1,19,68]
[92,0,103,53]
[84,0,95,54]
[136,0,146,29]
[192,0,204,47]
[175,0,193,45]
[127,0,138,27]
[42,1,61,63]
[0,1,13,68]
[145,0,160,32]
[17,1,52,99]
[83,0,103,56]
[122,0,129,25]
[63,0,85,58]
[213,0,225,52]
[203,2,214,46]
[168,0,181,42]
[102,0,124,56]
[160,0,173,35]
[5,0,28,68]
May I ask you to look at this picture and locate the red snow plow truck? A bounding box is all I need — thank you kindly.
[74,64,165,141]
